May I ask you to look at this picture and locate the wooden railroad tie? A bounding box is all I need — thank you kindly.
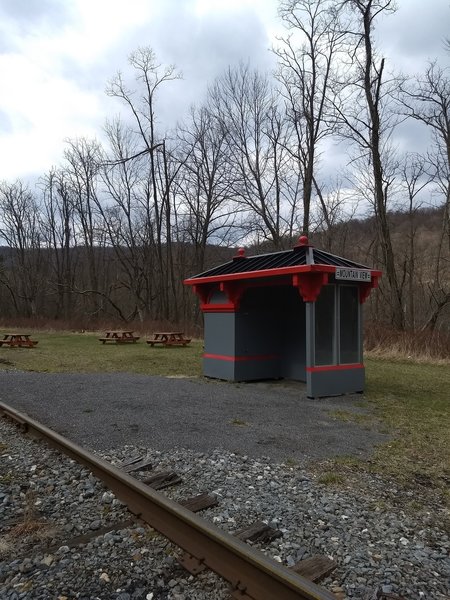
[234,520,283,544]
[291,555,337,583]
[179,492,219,513]
[121,457,153,473]
[142,471,182,490]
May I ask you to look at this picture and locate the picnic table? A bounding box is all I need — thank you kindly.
[147,332,191,347]
[98,330,140,344]
[0,333,38,348]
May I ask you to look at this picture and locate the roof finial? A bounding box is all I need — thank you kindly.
[233,247,246,259]
[295,235,310,248]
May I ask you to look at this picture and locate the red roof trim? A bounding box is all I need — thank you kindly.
[185,264,382,286]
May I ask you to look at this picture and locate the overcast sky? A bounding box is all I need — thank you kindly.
[0,0,448,183]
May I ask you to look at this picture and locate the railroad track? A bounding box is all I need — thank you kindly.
[1,401,336,600]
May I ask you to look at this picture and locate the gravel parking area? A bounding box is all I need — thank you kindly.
[0,371,388,461]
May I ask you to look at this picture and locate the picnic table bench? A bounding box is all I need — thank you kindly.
[99,330,140,344]
[0,333,38,348]
[147,332,191,347]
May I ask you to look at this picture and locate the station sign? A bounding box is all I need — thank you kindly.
[335,268,371,282]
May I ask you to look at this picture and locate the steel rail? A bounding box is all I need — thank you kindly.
[0,402,335,600]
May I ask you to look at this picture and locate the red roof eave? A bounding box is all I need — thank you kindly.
[184,264,382,286]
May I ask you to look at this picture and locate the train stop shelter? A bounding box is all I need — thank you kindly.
[184,236,382,398]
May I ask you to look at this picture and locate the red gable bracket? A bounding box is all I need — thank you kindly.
[359,275,380,303]
[293,272,328,302]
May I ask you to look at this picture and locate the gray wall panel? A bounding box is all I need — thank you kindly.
[203,357,235,380]
[279,293,306,380]
[307,368,365,398]
[204,313,235,356]
[234,359,280,381]
[235,312,278,355]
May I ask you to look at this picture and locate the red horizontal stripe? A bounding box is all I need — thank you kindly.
[307,363,364,372]
[201,303,236,313]
[204,353,279,362]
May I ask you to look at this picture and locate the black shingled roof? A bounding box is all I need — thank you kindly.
[189,245,371,279]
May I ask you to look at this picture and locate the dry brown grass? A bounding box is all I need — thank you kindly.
[8,520,51,538]
[0,489,59,558]
[0,539,11,557]
[364,322,450,362]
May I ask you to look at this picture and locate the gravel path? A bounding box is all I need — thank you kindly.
[0,371,388,461]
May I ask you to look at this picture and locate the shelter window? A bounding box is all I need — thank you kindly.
[314,284,335,365]
[339,285,359,364]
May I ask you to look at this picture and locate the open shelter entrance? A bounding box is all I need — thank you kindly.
[184,236,381,398]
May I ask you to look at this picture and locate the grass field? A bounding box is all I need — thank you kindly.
[0,331,203,376]
[1,329,449,509]
[364,359,450,500]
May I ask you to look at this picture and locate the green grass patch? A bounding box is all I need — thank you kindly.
[324,357,450,507]
[333,455,365,469]
[317,472,345,485]
[230,418,249,427]
[308,358,449,507]
[0,331,203,377]
[364,357,450,489]
[328,409,374,425]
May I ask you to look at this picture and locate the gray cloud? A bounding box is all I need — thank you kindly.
[0,0,72,27]
[378,0,449,70]
[0,0,74,52]
[155,6,276,127]
[59,1,277,137]
[1,0,447,182]
[0,109,13,134]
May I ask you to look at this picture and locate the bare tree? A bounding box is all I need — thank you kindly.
[397,154,431,329]
[400,61,450,241]
[40,168,77,320]
[175,105,238,274]
[274,0,346,234]
[331,0,405,328]
[106,46,182,320]
[209,63,299,248]
[0,180,46,316]
[311,176,360,253]
[95,118,154,322]
[63,137,107,317]
[400,61,450,330]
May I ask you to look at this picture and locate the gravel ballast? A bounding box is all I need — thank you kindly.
[1,416,449,600]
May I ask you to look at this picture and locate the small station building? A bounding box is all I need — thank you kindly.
[184,236,381,398]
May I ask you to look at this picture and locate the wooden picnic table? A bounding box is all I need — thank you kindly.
[0,333,38,348]
[147,332,191,347]
[99,330,140,344]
